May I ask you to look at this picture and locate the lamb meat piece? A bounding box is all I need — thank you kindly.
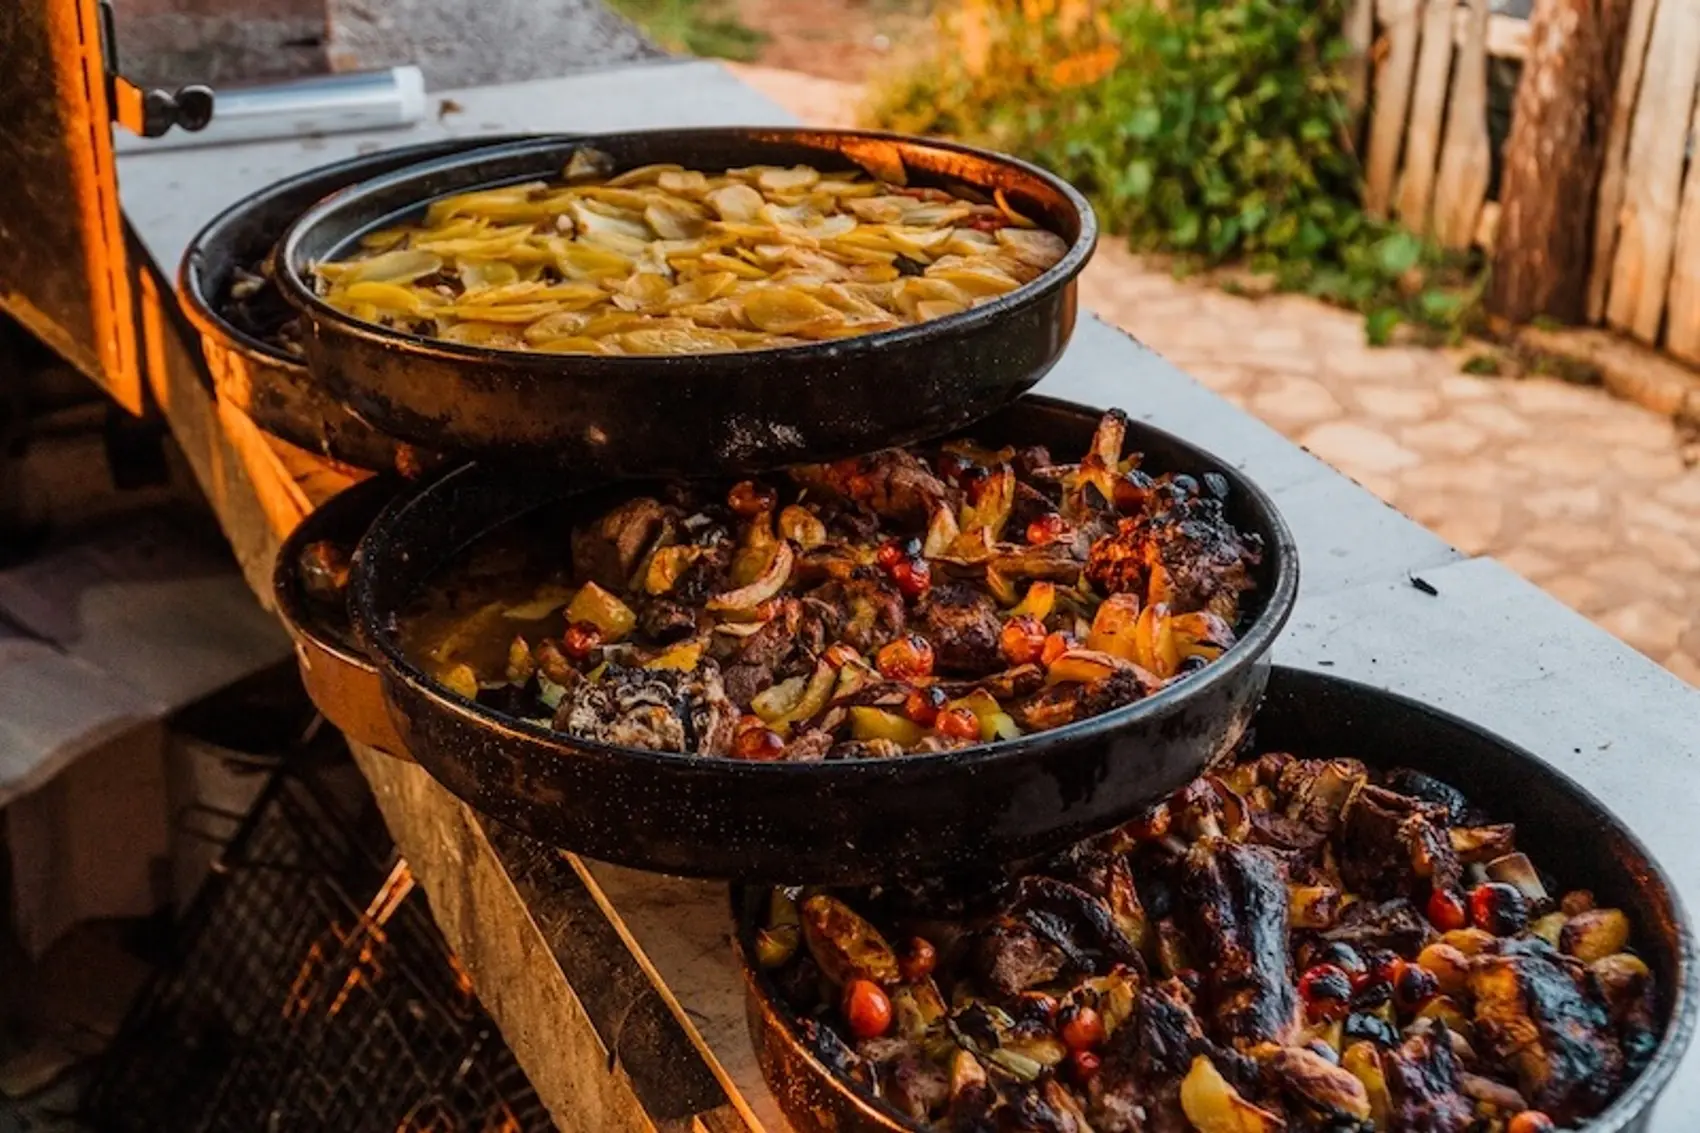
[1469,939,1624,1123]
[670,541,732,605]
[1010,876,1143,974]
[1011,444,1054,480]
[721,662,771,707]
[1338,784,1463,900]
[1083,497,1260,620]
[1382,768,1474,825]
[1176,838,1301,1049]
[918,583,1005,674]
[781,729,835,762]
[1013,668,1154,733]
[999,1079,1093,1133]
[1321,898,1438,956]
[553,661,737,755]
[638,598,699,643]
[1382,1019,1475,1133]
[734,599,803,669]
[831,575,907,653]
[797,596,844,660]
[788,449,954,529]
[886,1053,950,1122]
[1008,481,1057,535]
[968,916,1066,997]
[571,497,672,590]
[1112,981,1208,1082]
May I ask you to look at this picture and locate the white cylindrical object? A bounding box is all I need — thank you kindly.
[115,66,428,154]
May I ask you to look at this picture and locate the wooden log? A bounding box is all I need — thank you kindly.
[1395,0,1460,234]
[1587,0,1660,322]
[1666,93,1700,362]
[1489,0,1635,325]
[1451,11,1532,60]
[1606,0,1700,341]
[1344,0,1377,131]
[1432,0,1492,249]
[1365,0,1424,219]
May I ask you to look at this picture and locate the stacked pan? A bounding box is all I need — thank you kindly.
[184,129,1693,1132]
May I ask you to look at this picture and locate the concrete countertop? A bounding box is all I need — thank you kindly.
[119,57,1700,1131]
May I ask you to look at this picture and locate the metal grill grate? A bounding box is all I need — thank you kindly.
[84,765,555,1133]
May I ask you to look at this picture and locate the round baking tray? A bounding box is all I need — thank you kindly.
[274,475,411,758]
[276,128,1098,476]
[179,134,532,472]
[346,394,1298,882]
[732,666,1697,1133]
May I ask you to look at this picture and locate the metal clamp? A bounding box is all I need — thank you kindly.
[97,0,216,138]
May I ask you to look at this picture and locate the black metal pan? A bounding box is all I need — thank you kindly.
[179,134,532,472]
[346,395,1298,882]
[274,129,1098,476]
[732,665,1697,1133]
[273,475,411,758]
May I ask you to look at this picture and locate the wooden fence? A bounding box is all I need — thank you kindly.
[1362,0,1700,364]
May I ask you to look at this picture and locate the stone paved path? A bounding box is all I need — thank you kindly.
[730,64,1700,684]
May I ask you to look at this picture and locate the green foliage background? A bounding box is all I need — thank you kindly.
[869,0,1485,344]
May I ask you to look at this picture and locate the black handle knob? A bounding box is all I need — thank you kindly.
[174,85,215,132]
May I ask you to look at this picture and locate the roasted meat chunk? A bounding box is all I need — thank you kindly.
[553,661,736,755]
[1338,784,1463,899]
[1084,496,1261,620]
[968,916,1066,997]
[1382,1020,1475,1133]
[1470,940,1624,1123]
[918,583,1006,674]
[572,496,671,590]
[789,449,953,528]
[1177,839,1300,1048]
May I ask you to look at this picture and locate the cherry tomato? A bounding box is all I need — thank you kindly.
[732,725,786,761]
[1470,882,1530,936]
[1297,964,1353,1023]
[892,558,932,599]
[877,634,936,680]
[1427,887,1469,932]
[822,643,861,669]
[843,979,893,1039]
[898,937,937,984]
[1067,1049,1101,1085]
[1026,514,1073,546]
[1040,631,1074,666]
[934,707,981,742]
[1507,1113,1555,1133]
[875,539,907,570]
[561,621,602,661]
[1393,962,1440,1014]
[1000,614,1048,666]
[904,685,947,726]
[1059,1005,1106,1051]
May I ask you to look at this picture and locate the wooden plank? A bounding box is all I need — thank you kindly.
[1588,0,1661,322]
[1452,10,1531,60]
[1345,0,1377,129]
[1665,86,1700,362]
[1365,0,1425,218]
[1605,0,1700,342]
[1396,0,1460,233]
[1432,0,1492,249]
[350,742,762,1133]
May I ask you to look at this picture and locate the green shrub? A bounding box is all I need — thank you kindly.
[867,0,1485,344]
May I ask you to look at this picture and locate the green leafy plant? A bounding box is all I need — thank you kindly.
[866,0,1487,344]
[608,0,768,62]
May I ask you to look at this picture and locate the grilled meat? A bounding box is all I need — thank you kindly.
[1338,784,1463,900]
[1177,839,1300,1048]
[1470,939,1624,1123]
[789,449,954,529]
[572,496,672,590]
[969,916,1066,997]
[1322,898,1438,955]
[1084,496,1260,620]
[553,661,736,755]
[1382,1020,1475,1133]
[918,583,1006,674]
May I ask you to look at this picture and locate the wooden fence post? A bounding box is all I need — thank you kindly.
[1365,0,1424,219]
[1488,0,1634,325]
[1586,0,1659,322]
[1431,0,1492,249]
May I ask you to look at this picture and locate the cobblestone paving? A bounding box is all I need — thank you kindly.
[731,64,1700,683]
